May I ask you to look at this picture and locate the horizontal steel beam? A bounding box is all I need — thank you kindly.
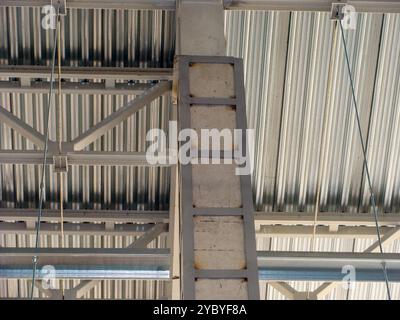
[0,221,168,236]
[0,267,170,280]
[1,249,399,282]
[0,208,169,223]
[225,0,400,13]
[0,247,170,280]
[67,151,171,166]
[258,251,400,282]
[1,0,399,13]
[0,0,177,10]
[258,251,400,269]
[0,65,173,81]
[255,212,400,227]
[0,247,170,267]
[0,218,392,238]
[257,225,396,238]
[1,209,398,237]
[0,150,171,166]
[0,80,154,95]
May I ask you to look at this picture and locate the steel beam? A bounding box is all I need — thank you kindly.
[0,150,171,166]
[1,208,398,237]
[225,0,400,13]
[0,107,45,148]
[258,251,400,282]
[0,208,169,223]
[0,81,155,95]
[71,81,171,150]
[1,0,400,13]
[258,251,400,269]
[268,282,298,299]
[127,223,168,248]
[257,225,397,238]
[0,220,395,238]
[64,280,101,299]
[312,227,400,298]
[0,248,170,280]
[0,65,172,81]
[0,221,167,236]
[0,267,170,280]
[0,0,177,10]
[255,212,400,227]
[1,250,399,282]
[67,151,171,166]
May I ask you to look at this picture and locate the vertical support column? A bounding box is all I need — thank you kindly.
[175,0,259,300]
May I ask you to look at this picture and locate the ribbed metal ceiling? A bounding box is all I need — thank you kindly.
[0,7,399,299]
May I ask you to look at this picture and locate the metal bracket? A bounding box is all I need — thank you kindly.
[331,2,346,20]
[53,154,68,173]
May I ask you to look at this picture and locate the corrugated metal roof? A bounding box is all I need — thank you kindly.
[225,10,400,299]
[0,7,174,211]
[0,7,174,299]
[226,10,400,214]
[0,7,399,299]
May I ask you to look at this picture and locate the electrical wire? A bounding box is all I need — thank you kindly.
[56,13,64,247]
[339,20,391,300]
[30,6,60,300]
[56,12,65,299]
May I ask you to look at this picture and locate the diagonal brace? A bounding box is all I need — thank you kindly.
[71,81,171,151]
[66,223,169,299]
[0,106,46,148]
[313,227,400,299]
[127,223,168,248]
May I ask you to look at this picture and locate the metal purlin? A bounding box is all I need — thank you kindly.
[338,20,392,300]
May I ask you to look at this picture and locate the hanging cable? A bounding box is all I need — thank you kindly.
[30,5,60,300]
[339,20,391,300]
[56,12,64,248]
[56,12,65,299]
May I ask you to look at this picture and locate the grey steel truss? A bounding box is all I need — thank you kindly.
[178,55,259,299]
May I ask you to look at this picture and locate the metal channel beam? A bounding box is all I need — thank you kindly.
[0,150,171,166]
[0,248,170,280]
[3,209,398,226]
[1,250,399,282]
[255,212,400,227]
[257,225,398,238]
[0,208,169,223]
[0,247,169,268]
[258,251,400,282]
[0,65,173,81]
[0,222,394,238]
[0,209,398,237]
[258,251,400,269]
[0,0,177,10]
[0,81,154,95]
[0,221,168,236]
[1,0,400,12]
[67,151,171,166]
[225,0,400,12]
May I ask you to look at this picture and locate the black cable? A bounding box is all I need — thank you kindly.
[339,20,391,300]
[30,7,60,300]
